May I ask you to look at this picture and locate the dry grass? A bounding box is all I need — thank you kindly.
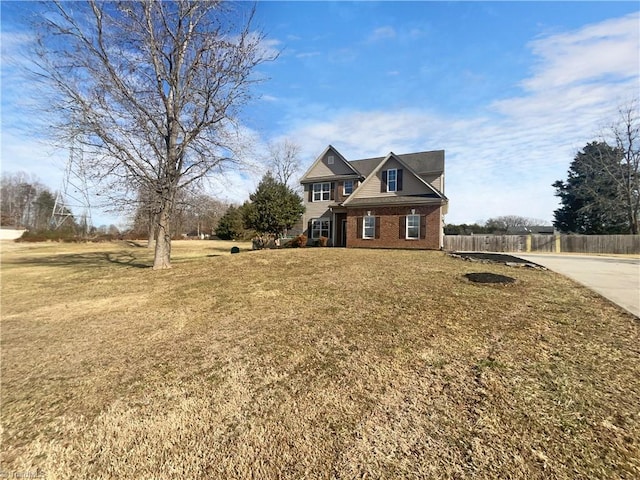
[1,240,639,479]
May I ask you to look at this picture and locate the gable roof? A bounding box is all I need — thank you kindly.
[343,152,446,206]
[299,145,360,182]
[349,150,444,177]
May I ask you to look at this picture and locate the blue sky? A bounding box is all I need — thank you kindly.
[1,1,639,227]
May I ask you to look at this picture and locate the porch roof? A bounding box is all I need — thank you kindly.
[344,195,446,207]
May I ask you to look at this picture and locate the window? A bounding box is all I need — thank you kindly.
[343,180,354,195]
[312,182,331,201]
[387,168,397,192]
[327,155,334,165]
[382,168,402,193]
[311,219,330,239]
[406,214,420,239]
[363,216,375,239]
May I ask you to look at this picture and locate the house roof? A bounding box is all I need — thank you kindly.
[302,174,360,184]
[343,152,447,206]
[300,147,445,181]
[349,150,444,177]
[300,146,447,212]
[344,195,444,207]
[299,145,360,182]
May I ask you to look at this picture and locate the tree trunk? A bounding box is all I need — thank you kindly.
[153,207,172,269]
[147,210,157,249]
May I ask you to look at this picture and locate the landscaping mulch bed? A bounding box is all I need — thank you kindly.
[448,251,545,269]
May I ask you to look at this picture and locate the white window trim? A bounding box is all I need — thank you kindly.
[343,180,354,196]
[387,168,397,192]
[406,214,420,240]
[312,182,331,202]
[311,218,330,239]
[363,216,375,239]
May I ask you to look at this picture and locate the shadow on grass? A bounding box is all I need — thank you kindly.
[105,252,152,268]
[5,251,152,269]
[124,241,147,248]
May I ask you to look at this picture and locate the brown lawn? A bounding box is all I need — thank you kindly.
[1,240,638,479]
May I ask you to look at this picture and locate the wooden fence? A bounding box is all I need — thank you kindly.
[443,234,640,255]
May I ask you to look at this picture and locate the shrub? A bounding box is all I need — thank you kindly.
[286,234,307,248]
[252,236,265,250]
[319,236,328,247]
[16,230,79,243]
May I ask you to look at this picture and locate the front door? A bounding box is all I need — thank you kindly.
[333,213,347,246]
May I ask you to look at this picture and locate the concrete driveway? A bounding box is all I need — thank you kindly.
[515,254,640,318]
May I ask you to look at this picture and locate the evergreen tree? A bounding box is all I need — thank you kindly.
[33,190,56,230]
[553,142,628,234]
[215,205,247,240]
[243,173,304,235]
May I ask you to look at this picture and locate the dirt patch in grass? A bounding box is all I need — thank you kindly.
[464,272,516,284]
[1,241,639,479]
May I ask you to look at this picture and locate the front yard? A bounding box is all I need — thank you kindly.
[1,240,638,478]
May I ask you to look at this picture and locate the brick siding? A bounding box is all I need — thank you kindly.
[346,205,442,249]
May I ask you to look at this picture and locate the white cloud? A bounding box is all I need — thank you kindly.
[523,12,639,91]
[276,13,640,224]
[295,51,321,59]
[368,26,396,42]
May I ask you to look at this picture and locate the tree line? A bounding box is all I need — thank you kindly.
[445,216,550,235]
[1,173,63,231]
[0,171,230,240]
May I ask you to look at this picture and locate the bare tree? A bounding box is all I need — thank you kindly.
[267,139,301,187]
[608,100,640,234]
[171,191,227,237]
[33,1,274,268]
[0,172,53,229]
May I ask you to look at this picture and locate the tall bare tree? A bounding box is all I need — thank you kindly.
[267,139,301,188]
[33,1,274,268]
[609,100,640,234]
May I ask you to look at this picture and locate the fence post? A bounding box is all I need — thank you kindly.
[526,234,532,252]
[555,235,561,253]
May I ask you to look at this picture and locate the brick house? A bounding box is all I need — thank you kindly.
[300,145,448,249]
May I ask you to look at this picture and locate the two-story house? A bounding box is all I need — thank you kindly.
[299,145,448,249]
